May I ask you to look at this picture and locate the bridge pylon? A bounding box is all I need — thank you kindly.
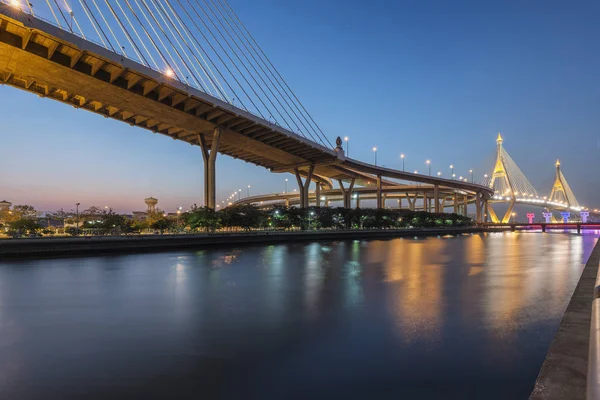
[487,133,539,223]
[548,159,579,208]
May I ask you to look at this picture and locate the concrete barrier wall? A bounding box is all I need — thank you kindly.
[0,227,487,259]
[530,238,600,400]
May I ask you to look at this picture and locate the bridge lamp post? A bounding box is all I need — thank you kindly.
[238,189,242,201]
[247,185,251,197]
[400,154,405,171]
[285,178,288,193]
[372,147,378,166]
[452,173,456,180]
[450,165,454,179]
[426,160,431,176]
[511,212,517,223]
[483,174,488,184]
[344,136,349,156]
[469,169,474,183]
[437,171,442,177]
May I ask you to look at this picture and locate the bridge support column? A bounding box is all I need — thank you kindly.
[453,193,458,214]
[434,185,440,213]
[376,175,383,209]
[338,178,356,209]
[423,192,428,212]
[476,193,482,223]
[198,128,221,210]
[405,194,415,211]
[295,165,314,209]
[315,184,321,207]
[356,195,360,209]
[463,195,468,217]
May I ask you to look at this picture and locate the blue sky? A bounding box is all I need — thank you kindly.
[0,0,598,213]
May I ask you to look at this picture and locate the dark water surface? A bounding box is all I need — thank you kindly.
[0,232,597,399]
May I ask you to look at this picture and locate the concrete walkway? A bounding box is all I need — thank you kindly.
[530,238,600,399]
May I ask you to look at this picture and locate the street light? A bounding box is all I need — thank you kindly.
[437,171,441,177]
[469,169,474,183]
[344,136,349,156]
[285,178,288,193]
[452,173,456,179]
[483,174,488,184]
[247,185,251,197]
[400,154,405,171]
[426,160,431,176]
[450,165,454,178]
[511,212,517,223]
[373,147,378,166]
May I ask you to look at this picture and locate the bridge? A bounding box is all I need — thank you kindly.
[0,1,493,221]
[483,133,595,223]
[235,133,598,222]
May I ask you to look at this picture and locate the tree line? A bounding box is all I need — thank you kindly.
[0,203,473,237]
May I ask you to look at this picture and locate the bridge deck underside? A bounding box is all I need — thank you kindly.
[0,10,493,201]
[0,12,339,173]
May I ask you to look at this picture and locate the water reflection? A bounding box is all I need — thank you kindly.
[0,233,596,399]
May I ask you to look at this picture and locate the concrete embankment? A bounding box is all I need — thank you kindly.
[530,238,600,399]
[0,227,488,259]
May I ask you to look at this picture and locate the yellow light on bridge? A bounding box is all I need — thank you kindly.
[10,0,20,8]
[165,68,175,77]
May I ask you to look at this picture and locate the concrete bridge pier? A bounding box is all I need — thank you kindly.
[434,185,440,213]
[315,184,321,207]
[197,127,221,210]
[476,192,482,223]
[338,178,356,209]
[453,193,459,214]
[405,194,416,211]
[295,165,314,209]
[376,175,383,209]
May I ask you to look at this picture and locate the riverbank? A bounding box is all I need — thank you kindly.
[530,237,600,399]
[0,227,492,259]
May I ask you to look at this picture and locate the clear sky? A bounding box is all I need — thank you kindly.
[0,0,598,213]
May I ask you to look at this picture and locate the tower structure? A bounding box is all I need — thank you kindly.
[145,197,158,214]
[548,160,579,208]
[487,134,539,223]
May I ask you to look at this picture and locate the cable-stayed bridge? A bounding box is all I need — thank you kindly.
[482,134,592,223]
[0,1,494,222]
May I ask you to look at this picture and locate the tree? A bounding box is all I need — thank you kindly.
[8,218,41,236]
[10,205,38,220]
[151,218,174,234]
[185,206,220,232]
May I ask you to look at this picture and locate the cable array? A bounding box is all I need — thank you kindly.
[1,0,332,148]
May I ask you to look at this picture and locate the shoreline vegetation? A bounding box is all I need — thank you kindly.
[1,204,474,238]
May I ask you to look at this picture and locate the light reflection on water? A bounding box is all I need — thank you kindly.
[0,232,597,399]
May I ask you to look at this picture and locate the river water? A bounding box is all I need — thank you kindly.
[0,232,597,399]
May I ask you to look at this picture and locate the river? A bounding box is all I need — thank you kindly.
[0,232,597,399]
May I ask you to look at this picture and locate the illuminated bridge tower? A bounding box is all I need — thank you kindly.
[487,133,539,223]
[548,160,579,209]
